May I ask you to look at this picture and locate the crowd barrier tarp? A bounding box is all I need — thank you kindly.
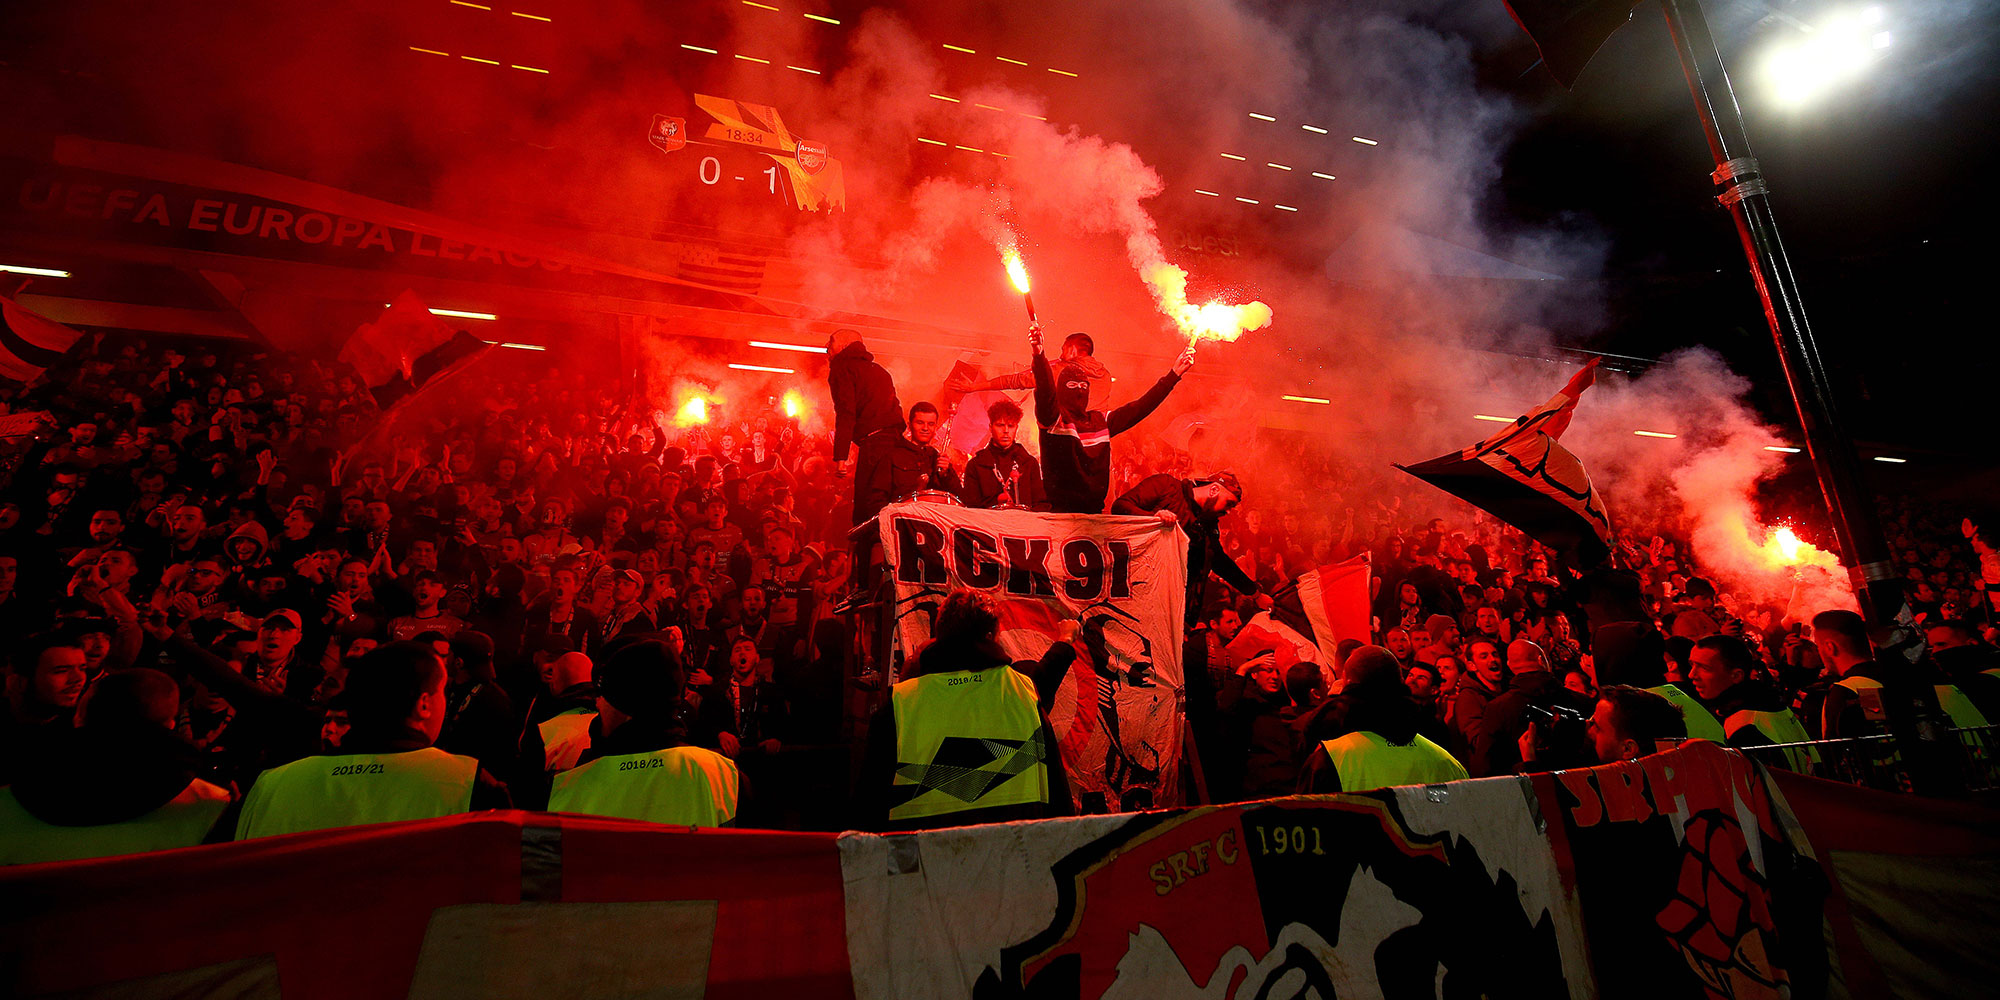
[876,502,1190,812]
[0,813,854,1000]
[1768,767,2000,999]
[7,744,1998,1000]
[840,773,1591,999]
[1543,743,1829,1000]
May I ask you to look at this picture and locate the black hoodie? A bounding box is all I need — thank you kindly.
[828,341,903,460]
[1031,352,1180,514]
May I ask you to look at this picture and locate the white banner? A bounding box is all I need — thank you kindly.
[876,501,1189,812]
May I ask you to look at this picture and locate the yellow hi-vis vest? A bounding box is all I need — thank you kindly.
[1724,708,1820,773]
[1320,731,1469,792]
[1934,684,1990,729]
[1647,684,1727,743]
[539,709,597,773]
[548,746,740,827]
[235,748,476,840]
[0,779,230,865]
[890,667,1049,822]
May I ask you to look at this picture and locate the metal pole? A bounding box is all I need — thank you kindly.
[1656,0,1901,627]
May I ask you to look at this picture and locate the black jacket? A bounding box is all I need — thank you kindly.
[1032,353,1179,513]
[963,442,1046,510]
[1111,475,1257,624]
[828,341,903,460]
[1474,670,1596,777]
[869,433,962,505]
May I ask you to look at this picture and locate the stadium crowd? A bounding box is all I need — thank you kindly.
[2,329,1996,862]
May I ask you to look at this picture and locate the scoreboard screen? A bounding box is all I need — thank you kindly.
[648,95,846,231]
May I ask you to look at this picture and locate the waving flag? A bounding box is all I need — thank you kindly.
[0,295,84,385]
[1227,555,1371,687]
[1398,360,1614,567]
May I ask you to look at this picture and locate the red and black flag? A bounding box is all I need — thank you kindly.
[339,291,493,413]
[1398,360,1614,566]
[0,294,84,385]
[1502,0,1646,88]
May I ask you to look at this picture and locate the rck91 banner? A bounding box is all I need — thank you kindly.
[876,502,1190,812]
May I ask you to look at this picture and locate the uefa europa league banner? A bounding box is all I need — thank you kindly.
[875,501,1190,812]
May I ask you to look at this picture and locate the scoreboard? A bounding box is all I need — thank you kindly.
[648,95,846,230]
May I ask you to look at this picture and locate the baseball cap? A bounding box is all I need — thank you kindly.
[263,609,303,631]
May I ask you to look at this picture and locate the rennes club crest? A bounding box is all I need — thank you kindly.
[649,114,687,153]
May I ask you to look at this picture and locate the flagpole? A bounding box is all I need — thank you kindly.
[1655,0,1900,629]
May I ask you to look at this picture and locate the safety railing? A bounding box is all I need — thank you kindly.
[1735,725,1999,797]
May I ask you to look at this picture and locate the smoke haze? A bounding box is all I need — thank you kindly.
[3,0,1850,616]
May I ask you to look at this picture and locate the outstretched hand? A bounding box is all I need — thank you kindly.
[1172,343,1196,376]
[1028,322,1044,354]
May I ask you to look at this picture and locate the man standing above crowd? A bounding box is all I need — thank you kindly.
[870,402,960,507]
[827,328,904,525]
[1029,324,1192,514]
[962,399,1045,510]
[1111,470,1269,627]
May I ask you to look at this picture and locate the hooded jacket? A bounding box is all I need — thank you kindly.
[828,340,904,460]
[1032,352,1180,513]
[225,519,270,569]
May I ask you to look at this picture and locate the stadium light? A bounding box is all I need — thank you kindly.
[1871,456,1906,463]
[1765,445,1802,453]
[1634,429,1679,439]
[0,264,71,277]
[1281,394,1331,404]
[729,363,795,374]
[749,340,828,354]
[382,304,498,320]
[1762,7,1892,107]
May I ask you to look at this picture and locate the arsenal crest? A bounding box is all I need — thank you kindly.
[795,139,828,175]
[649,114,687,153]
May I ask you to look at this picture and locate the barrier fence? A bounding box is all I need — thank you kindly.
[4,741,1997,1000]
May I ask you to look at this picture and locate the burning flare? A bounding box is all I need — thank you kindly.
[781,389,803,419]
[1773,525,1803,564]
[1139,259,1273,344]
[996,240,1039,323]
[674,396,710,426]
[1002,247,1031,294]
